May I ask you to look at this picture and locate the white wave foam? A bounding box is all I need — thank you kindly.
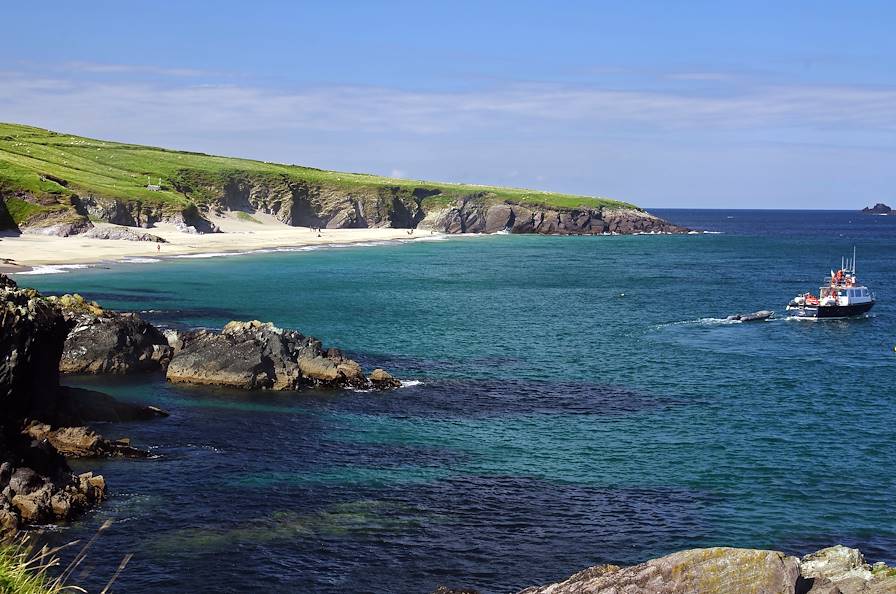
[399,379,424,388]
[120,257,161,263]
[16,264,92,275]
[172,252,235,259]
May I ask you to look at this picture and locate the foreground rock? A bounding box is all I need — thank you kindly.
[0,275,164,536]
[49,293,172,374]
[513,545,895,594]
[166,321,398,391]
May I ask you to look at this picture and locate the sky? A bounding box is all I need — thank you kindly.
[1,1,894,208]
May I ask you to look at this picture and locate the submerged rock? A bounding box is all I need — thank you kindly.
[49,293,172,374]
[166,320,397,391]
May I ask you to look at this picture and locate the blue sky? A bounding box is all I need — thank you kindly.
[1,1,894,208]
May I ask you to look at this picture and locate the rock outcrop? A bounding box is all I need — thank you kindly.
[861,203,892,215]
[418,198,688,235]
[83,225,166,242]
[49,294,172,374]
[166,321,397,391]
[23,423,150,458]
[514,546,895,594]
[0,275,165,537]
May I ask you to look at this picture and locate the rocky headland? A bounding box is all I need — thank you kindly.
[435,545,895,594]
[0,123,687,240]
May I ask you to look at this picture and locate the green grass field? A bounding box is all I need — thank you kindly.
[0,122,637,221]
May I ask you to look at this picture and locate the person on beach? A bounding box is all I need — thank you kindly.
[157,243,160,252]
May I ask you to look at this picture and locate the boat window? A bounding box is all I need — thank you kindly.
[838,289,847,296]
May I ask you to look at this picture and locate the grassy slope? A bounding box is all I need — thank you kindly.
[0,122,638,222]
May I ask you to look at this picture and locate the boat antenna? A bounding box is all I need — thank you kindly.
[853,245,856,274]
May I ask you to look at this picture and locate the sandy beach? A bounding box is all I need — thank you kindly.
[0,212,443,273]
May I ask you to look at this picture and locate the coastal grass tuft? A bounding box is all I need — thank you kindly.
[0,537,74,594]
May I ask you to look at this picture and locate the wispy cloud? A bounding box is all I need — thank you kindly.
[2,70,895,139]
[63,61,208,78]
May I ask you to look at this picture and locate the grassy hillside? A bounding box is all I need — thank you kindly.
[0,122,636,229]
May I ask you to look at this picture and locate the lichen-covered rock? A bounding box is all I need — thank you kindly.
[800,546,896,594]
[166,320,390,390]
[518,548,800,594]
[48,294,172,374]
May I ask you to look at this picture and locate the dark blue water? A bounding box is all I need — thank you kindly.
[24,210,896,593]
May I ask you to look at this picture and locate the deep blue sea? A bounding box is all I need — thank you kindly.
[23,210,896,593]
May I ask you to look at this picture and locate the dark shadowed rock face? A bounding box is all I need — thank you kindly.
[49,294,172,374]
[166,321,398,391]
[0,276,70,418]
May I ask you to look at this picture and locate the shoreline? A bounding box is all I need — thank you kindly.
[0,212,702,274]
[0,213,452,273]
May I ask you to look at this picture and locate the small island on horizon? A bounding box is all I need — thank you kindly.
[861,203,892,215]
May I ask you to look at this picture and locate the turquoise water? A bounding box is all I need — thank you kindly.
[26,210,896,593]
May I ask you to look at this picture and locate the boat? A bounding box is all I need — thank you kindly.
[786,249,875,319]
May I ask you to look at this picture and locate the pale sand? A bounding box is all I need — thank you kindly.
[0,212,443,271]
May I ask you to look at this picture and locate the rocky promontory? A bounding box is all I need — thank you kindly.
[0,123,687,237]
[49,293,172,374]
[165,321,400,390]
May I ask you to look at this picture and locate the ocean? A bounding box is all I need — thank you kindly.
[25,209,896,593]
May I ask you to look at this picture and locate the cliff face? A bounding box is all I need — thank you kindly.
[419,197,687,235]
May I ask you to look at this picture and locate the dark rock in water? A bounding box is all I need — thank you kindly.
[726,310,774,322]
[431,587,480,594]
[369,368,402,390]
[49,293,173,374]
[861,203,892,215]
[166,320,397,391]
[83,225,166,242]
[56,386,169,424]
